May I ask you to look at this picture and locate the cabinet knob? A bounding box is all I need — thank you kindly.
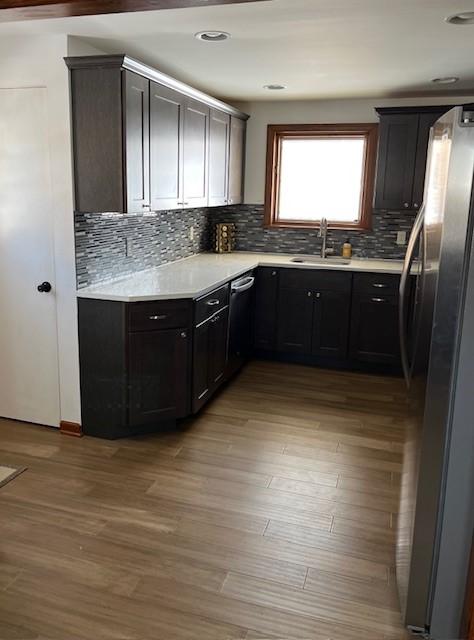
[180,331,187,338]
[414,203,419,209]
[315,292,321,298]
[371,297,387,303]
[271,271,277,276]
[307,291,312,297]
[404,202,410,208]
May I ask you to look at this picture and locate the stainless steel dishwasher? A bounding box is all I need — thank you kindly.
[227,272,255,378]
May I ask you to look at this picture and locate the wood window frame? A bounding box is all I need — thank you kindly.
[264,123,378,231]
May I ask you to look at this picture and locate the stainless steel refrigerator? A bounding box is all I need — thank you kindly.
[397,105,474,638]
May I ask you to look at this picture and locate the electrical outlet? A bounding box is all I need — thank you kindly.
[189,225,195,241]
[125,238,134,257]
[396,231,407,246]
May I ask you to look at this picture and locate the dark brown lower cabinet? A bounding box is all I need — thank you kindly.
[349,293,400,365]
[128,328,189,425]
[254,267,279,350]
[192,307,229,413]
[312,290,350,359]
[277,287,314,353]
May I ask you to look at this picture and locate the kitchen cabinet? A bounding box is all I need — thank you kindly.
[254,268,279,350]
[150,83,184,211]
[66,54,248,214]
[312,290,350,359]
[129,327,189,425]
[208,108,230,206]
[374,106,448,211]
[349,272,402,365]
[192,308,229,412]
[182,98,210,208]
[276,269,352,359]
[124,71,150,213]
[192,284,230,413]
[350,293,400,365]
[78,297,192,438]
[277,287,314,353]
[228,116,246,205]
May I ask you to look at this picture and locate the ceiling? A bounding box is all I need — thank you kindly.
[1,0,474,102]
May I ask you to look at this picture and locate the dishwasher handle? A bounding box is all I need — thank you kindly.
[231,276,255,294]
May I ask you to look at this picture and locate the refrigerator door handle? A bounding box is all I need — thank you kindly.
[399,204,425,387]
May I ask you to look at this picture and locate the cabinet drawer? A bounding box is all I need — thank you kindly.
[195,284,230,326]
[353,272,400,295]
[279,268,352,293]
[128,300,191,332]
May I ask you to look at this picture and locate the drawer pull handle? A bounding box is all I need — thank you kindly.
[371,297,387,303]
[372,283,388,288]
[149,315,167,321]
[206,299,220,306]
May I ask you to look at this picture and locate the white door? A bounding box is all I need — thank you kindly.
[0,88,60,427]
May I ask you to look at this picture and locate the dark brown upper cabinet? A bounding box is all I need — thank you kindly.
[183,98,210,208]
[374,106,449,212]
[124,71,150,213]
[150,83,184,211]
[208,108,230,206]
[228,116,246,205]
[66,54,248,214]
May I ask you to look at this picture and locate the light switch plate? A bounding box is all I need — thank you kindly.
[189,226,195,241]
[396,231,407,246]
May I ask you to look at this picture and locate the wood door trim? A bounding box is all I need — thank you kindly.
[0,0,266,22]
[264,123,378,231]
[59,420,83,437]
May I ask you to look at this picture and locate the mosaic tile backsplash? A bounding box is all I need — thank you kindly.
[210,205,416,259]
[75,204,416,288]
[75,207,210,288]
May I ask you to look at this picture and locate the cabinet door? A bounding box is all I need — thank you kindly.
[208,308,229,391]
[350,294,400,365]
[312,290,350,359]
[254,268,279,350]
[183,97,209,208]
[412,111,446,210]
[208,109,230,206]
[192,320,211,412]
[228,116,246,205]
[128,328,189,425]
[374,113,418,211]
[277,288,314,354]
[123,71,150,213]
[150,83,184,211]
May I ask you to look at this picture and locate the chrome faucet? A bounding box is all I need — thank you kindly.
[318,217,328,259]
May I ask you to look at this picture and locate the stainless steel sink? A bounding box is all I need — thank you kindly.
[290,256,351,266]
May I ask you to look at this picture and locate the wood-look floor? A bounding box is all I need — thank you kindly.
[0,360,410,639]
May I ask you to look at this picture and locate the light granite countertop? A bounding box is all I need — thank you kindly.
[76,252,408,302]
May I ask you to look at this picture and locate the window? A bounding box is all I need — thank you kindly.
[264,124,378,230]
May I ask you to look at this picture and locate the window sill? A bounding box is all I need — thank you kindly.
[264,221,372,232]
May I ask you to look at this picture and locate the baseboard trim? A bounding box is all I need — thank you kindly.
[59,421,83,437]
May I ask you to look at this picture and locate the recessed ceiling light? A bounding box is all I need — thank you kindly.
[195,31,231,42]
[263,84,287,91]
[432,76,459,84]
[446,11,474,24]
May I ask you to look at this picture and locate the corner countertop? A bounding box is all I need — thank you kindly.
[76,252,407,302]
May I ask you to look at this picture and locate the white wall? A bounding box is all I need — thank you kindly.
[236,96,474,204]
[0,35,81,425]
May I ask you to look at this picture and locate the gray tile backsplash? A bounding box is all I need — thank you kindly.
[210,205,416,259]
[75,204,415,288]
[75,208,210,288]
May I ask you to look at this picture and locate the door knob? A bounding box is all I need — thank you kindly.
[37,281,52,293]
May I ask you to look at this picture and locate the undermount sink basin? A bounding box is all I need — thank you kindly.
[290,256,351,266]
